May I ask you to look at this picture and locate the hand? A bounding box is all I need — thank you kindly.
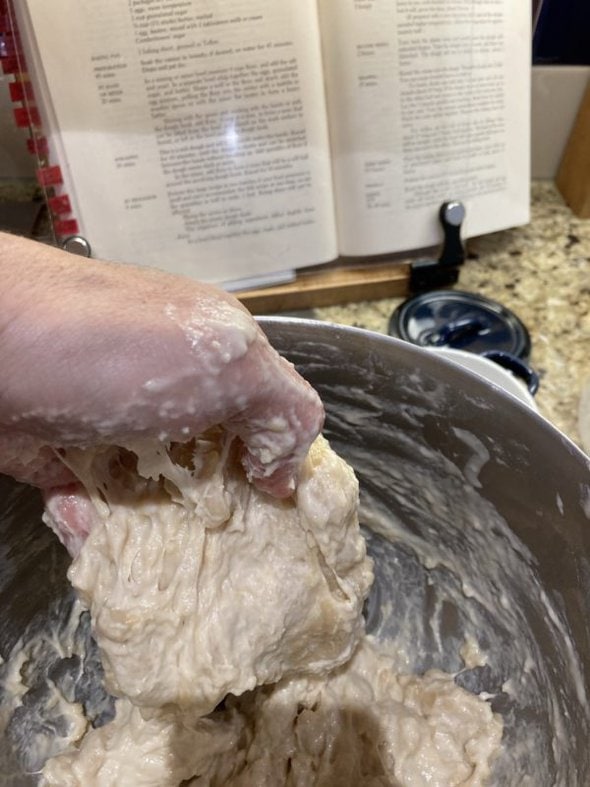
[0,233,324,502]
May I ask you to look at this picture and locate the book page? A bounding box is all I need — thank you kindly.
[17,0,336,286]
[317,0,531,256]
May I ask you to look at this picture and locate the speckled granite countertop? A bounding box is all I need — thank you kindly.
[2,179,589,448]
[309,181,590,449]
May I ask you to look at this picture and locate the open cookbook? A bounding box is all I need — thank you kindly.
[6,0,531,288]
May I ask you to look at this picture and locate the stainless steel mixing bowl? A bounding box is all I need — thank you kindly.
[1,317,590,785]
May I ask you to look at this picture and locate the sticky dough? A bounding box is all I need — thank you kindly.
[42,637,502,787]
[39,433,502,785]
[52,433,373,715]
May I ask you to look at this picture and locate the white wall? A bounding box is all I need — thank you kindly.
[531,66,590,178]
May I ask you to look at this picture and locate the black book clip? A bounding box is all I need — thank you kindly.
[409,201,465,293]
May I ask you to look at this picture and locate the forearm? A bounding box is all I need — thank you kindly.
[0,233,252,438]
[0,232,64,326]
